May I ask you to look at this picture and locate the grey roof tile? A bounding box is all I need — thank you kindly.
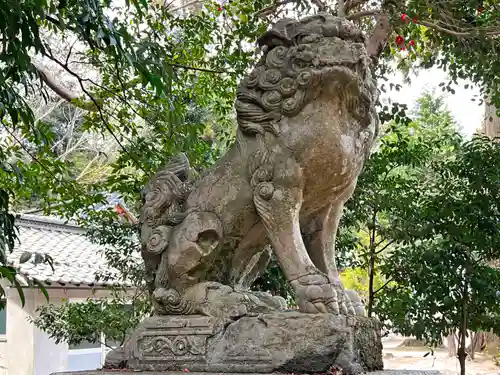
[7,214,138,288]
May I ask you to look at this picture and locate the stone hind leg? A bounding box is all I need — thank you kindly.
[252,156,340,314]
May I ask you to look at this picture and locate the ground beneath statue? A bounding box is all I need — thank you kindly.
[382,335,498,375]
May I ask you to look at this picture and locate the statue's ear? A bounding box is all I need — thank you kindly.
[257,18,299,49]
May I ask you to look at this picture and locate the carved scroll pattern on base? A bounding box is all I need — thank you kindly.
[138,335,209,359]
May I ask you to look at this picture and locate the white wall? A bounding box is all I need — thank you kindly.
[1,286,129,375]
[0,338,7,375]
[6,288,36,375]
[33,291,68,375]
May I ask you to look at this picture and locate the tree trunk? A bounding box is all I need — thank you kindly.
[367,212,377,317]
[484,98,500,140]
[458,330,467,375]
[367,250,375,317]
[458,280,469,375]
[447,333,457,357]
[467,331,487,360]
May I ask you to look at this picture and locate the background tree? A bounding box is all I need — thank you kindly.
[339,91,461,316]
[376,134,500,375]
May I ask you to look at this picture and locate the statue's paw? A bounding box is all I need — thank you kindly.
[291,273,340,314]
[343,290,357,316]
[344,289,366,317]
[153,287,196,315]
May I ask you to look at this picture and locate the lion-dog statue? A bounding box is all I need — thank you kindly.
[140,13,378,317]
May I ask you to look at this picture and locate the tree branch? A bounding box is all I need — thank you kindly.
[0,120,59,182]
[344,0,369,13]
[366,13,391,61]
[347,9,381,21]
[33,62,99,112]
[375,239,395,255]
[373,278,393,295]
[255,0,295,17]
[41,52,146,173]
[44,15,77,32]
[168,0,203,12]
[310,0,327,12]
[419,20,500,38]
[352,10,500,39]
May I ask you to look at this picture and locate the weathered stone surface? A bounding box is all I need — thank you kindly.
[52,371,445,375]
[139,12,379,317]
[109,312,382,375]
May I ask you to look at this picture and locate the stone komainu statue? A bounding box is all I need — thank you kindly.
[140,13,378,316]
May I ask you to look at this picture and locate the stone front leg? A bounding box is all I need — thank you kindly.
[252,155,339,314]
[302,182,360,315]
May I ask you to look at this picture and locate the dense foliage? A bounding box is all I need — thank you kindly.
[32,292,150,347]
[377,134,500,374]
[339,92,461,315]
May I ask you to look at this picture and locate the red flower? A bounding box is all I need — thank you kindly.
[401,13,410,23]
[395,35,404,45]
[217,5,222,11]
[412,16,418,23]
[400,46,407,51]
[183,369,190,373]
[409,39,415,46]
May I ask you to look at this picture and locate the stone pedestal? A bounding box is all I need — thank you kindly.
[106,311,382,375]
[52,372,445,375]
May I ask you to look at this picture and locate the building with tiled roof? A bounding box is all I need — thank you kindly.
[8,214,134,288]
[0,213,138,375]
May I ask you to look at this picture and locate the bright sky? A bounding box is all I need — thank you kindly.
[383,66,484,138]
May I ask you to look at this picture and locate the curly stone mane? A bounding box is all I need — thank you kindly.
[235,13,377,137]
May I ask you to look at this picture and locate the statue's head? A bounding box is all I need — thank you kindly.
[235,13,378,137]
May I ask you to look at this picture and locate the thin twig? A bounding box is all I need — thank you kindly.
[373,278,393,295]
[375,239,395,255]
[168,0,203,12]
[42,52,146,173]
[0,120,59,181]
[170,62,233,74]
[419,20,500,37]
[347,9,380,20]
[65,39,77,66]
[255,0,295,17]
[345,0,369,13]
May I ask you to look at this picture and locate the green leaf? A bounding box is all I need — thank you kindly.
[34,280,49,302]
